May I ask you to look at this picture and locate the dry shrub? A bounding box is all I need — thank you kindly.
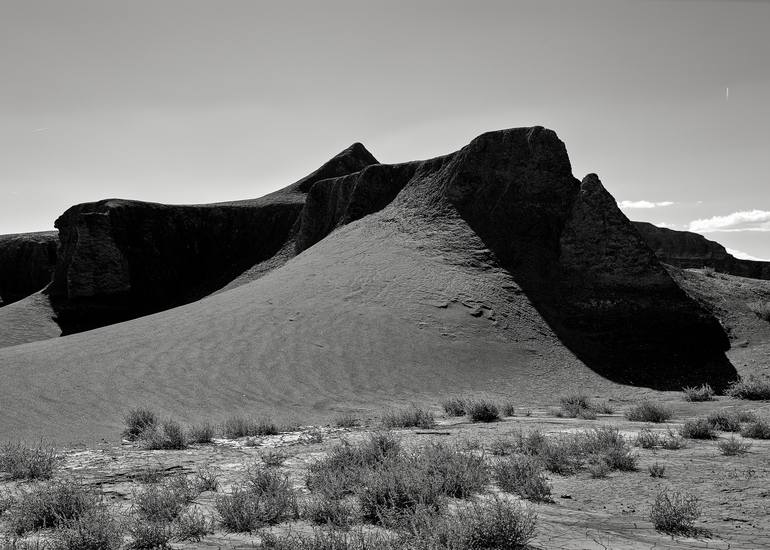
[650,490,702,536]
[8,479,100,535]
[682,384,714,402]
[747,300,770,321]
[51,508,124,550]
[466,400,500,423]
[717,435,752,456]
[222,416,278,438]
[680,418,716,440]
[187,422,216,444]
[441,397,467,417]
[333,414,360,428]
[493,454,551,502]
[141,419,187,450]
[740,418,770,439]
[0,441,59,480]
[122,408,158,441]
[625,401,672,423]
[648,462,666,478]
[132,475,198,522]
[215,466,298,531]
[381,407,436,429]
[726,376,770,400]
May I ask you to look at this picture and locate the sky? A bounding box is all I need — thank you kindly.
[1,0,769,259]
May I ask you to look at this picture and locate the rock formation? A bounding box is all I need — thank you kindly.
[47,143,378,333]
[0,231,58,306]
[633,221,770,280]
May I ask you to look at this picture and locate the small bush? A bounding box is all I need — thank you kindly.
[587,458,611,479]
[123,408,158,441]
[682,384,714,402]
[680,418,716,440]
[8,479,100,535]
[747,300,770,321]
[141,419,188,450]
[0,441,59,480]
[493,454,551,502]
[261,450,288,468]
[706,410,743,432]
[726,376,770,400]
[625,401,672,423]
[488,437,517,456]
[718,435,752,456]
[381,407,436,429]
[580,427,637,471]
[133,475,198,522]
[222,416,278,438]
[415,442,488,499]
[648,462,666,478]
[194,466,219,492]
[441,397,467,417]
[500,401,517,417]
[650,490,702,536]
[215,475,298,532]
[301,495,356,528]
[634,428,660,449]
[466,400,500,423]
[173,508,213,542]
[333,414,360,428]
[558,394,613,418]
[127,519,173,549]
[187,422,216,444]
[50,508,123,550]
[660,430,687,450]
[740,418,770,439]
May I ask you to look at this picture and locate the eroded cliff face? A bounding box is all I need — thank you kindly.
[48,144,378,333]
[633,221,770,280]
[0,232,58,306]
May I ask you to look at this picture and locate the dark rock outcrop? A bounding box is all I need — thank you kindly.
[0,232,58,306]
[48,144,378,334]
[633,221,770,280]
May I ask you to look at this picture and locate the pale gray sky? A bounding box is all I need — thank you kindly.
[1,0,769,258]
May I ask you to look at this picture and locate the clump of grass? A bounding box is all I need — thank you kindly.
[625,401,672,423]
[488,437,517,456]
[740,418,770,439]
[499,401,516,417]
[648,462,666,478]
[441,397,467,417]
[558,394,614,419]
[634,428,660,449]
[132,474,198,522]
[381,407,436,429]
[587,458,611,479]
[493,454,551,502]
[726,376,770,400]
[680,418,717,440]
[173,508,214,542]
[141,419,188,450]
[747,300,770,321]
[303,428,325,444]
[50,507,124,550]
[222,416,278,438]
[718,435,752,456]
[187,421,216,444]
[0,441,59,480]
[123,408,158,441]
[466,400,500,423]
[333,414,360,428]
[416,442,488,499]
[660,429,688,450]
[8,479,100,535]
[650,490,702,536]
[215,467,298,531]
[261,450,289,468]
[126,518,174,549]
[682,384,715,402]
[706,410,747,432]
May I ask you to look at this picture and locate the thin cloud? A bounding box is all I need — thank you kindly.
[688,210,770,233]
[726,247,770,262]
[619,200,675,209]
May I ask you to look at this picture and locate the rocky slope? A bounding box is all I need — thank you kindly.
[0,231,58,306]
[634,221,770,280]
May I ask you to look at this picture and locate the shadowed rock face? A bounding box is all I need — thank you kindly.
[0,232,58,306]
[48,143,378,334]
[633,221,770,280]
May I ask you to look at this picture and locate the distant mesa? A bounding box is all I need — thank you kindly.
[633,221,770,280]
[0,231,58,307]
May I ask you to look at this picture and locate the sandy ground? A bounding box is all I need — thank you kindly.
[2,397,768,549]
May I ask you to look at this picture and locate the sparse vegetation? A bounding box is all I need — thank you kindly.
[717,435,752,456]
[747,300,770,321]
[173,508,214,542]
[132,475,198,522]
[634,428,660,449]
[187,421,217,444]
[50,508,124,550]
[215,467,298,531]
[261,450,289,468]
[122,408,158,441]
[740,418,770,439]
[301,495,356,528]
[441,397,467,417]
[649,490,702,536]
[499,401,517,417]
[680,418,717,440]
[193,466,219,492]
[466,400,500,423]
[222,416,279,438]
[558,394,613,419]
[706,410,752,432]
[682,384,714,402]
[493,454,552,502]
[726,376,770,400]
[381,407,436,429]
[0,441,59,480]
[333,414,360,428]
[625,401,672,423]
[126,518,174,549]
